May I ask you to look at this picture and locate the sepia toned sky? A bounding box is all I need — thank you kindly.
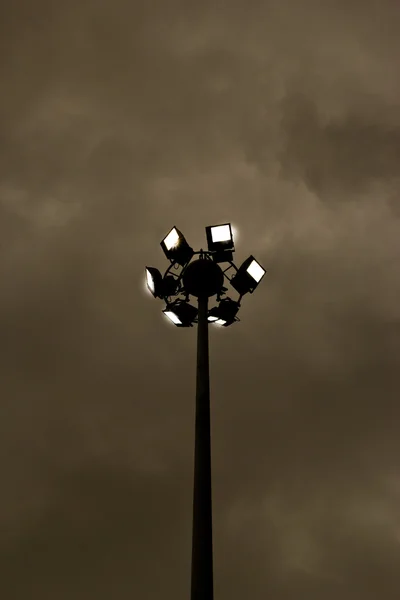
[1,1,400,597]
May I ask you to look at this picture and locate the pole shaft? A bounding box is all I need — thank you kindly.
[191,294,214,600]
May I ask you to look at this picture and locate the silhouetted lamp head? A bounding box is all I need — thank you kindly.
[162,299,198,327]
[230,255,266,295]
[145,267,163,298]
[206,223,235,263]
[160,226,194,266]
[208,297,240,327]
[145,268,179,299]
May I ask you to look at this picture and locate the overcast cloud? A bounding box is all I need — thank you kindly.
[1,1,400,598]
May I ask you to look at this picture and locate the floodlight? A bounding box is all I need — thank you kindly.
[164,228,180,250]
[207,298,240,327]
[211,224,232,244]
[230,255,266,295]
[206,223,235,260]
[161,226,194,266]
[208,316,228,326]
[162,299,198,327]
[247,259,265,283]
[215,319,227,325]
[164,310,182,325]
[145,267,163,298]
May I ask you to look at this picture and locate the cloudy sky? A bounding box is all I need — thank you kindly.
[1,0,400,597]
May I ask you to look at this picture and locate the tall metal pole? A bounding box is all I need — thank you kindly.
[191,292,214,600]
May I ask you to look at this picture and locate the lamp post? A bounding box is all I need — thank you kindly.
[145,225,266,600]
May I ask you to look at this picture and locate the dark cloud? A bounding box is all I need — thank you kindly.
[278,92,400,196]
[1,0,400,598]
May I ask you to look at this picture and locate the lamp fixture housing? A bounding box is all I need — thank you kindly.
[162,299,198,327]
[208,297,240,327]
[160,227,194,267]
[230,255,266,295]
[206,223,235,258]
[145,267,164,298]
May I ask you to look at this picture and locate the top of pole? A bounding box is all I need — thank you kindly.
[182,258,224,298]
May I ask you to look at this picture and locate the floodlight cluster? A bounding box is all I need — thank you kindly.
[145,223,266,327]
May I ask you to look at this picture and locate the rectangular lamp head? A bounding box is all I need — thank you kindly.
[146,269,155,294]
[246,259,265,283]
[163,299,198,327]
[145,266,163,298]
[163,310,182,325]
[231,255,266,295]
[163,227,180,251]
[211,224,231,243]
[161,226,194,266]
[206,223,235,253]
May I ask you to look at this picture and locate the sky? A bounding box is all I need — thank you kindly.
[1,0,400,598]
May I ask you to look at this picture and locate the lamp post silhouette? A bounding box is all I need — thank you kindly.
[145,224,266,600]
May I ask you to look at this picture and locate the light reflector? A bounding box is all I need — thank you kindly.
[247,259,265,283]
[162,299,198,327]
[230,255,265,295]
[145,267,163,299]
[164,227,180,251]
[211,224,231,243]
[163,311,182,325]
[160,226,194,266]
[146,269,155,293]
